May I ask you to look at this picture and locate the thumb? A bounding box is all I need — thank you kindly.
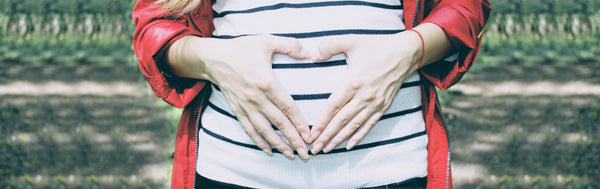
[312,36,353,62]
[268,36,312,60]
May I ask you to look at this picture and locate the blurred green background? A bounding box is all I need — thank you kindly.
[0,0,599,188]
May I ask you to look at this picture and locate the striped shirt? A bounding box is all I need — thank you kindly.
[196,0,428,188]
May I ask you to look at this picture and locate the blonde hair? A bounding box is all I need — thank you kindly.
[155,0,202,14]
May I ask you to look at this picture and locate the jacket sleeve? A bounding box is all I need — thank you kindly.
[132,0,214,108]
[420,0,492,90]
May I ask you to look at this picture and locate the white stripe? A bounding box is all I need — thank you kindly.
[272,64,348,94]
[213,7,404,37]
[213,0,402,15]
[197,127,427,189]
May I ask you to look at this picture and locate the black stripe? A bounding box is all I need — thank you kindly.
[212,84,221,91]
[213,29,404,39]
[207,101,281,131]
[208,81,420,131]
[214,1,403,17]
[207,101,420,132]
[202,127,263,151]
[211,84,331,101]
[201,127,426,155]
[272,59,347,69]
[380,105,422,121]
[207,102,237,120]
[328,130,427,153]
[291,93,331,100]
[400,80,421,89]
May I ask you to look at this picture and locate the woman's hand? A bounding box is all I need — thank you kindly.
[169,35,312,160]
[309,32,423,154]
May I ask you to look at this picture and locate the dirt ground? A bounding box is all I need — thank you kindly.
[1,62,599,188]
[446,62,600,188]
[0,64,174,188]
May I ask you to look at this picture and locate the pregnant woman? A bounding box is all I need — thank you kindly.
[133,0,490,188]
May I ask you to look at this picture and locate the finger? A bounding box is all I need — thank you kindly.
[226,100,273,155]
[311,80,359,142]
[269,36,311,60]
[259,102,310,160]
[324,108,373,152]
[247,111,296,159]
[238,113,272,155]
[312,98,364,154]
[312,36,354,61]
[261,80,311,143]
[346,111,383,150]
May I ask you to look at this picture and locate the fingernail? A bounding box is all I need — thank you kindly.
[311,143,324,155]
[310,131,321,142]
[282,150,294,159]
[301,132,311,143]
[302,49,312,59]
[263,149,273,156]
[346,140,357,150]
[323,143,336,153]
[296,148,309,160]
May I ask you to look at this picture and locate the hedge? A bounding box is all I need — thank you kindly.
[1,1,599,65]
[0,0,137,65]
[480,0,600,66]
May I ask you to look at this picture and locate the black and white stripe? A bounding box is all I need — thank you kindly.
[197,1,428,188]
[213,1,403,18]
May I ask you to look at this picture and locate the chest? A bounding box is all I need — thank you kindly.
[211,0,406,36]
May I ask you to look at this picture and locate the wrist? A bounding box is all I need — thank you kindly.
[167,35,215,81]
[405,29,425,70]
[407,23,453,68]
[390,31,423,72]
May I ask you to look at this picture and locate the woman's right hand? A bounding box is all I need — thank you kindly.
[167,35,312,160]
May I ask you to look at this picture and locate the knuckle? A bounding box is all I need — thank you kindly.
[338,116,351,125]
[373,97,385,106]
[239,90,256,101]
[245,96,261,104]
[363,88,377,101]
[254,126,268,135]
[271,118,287,127]
[242,127,253,135]
[349,79,363,90]
[279,104,296,115]
[349,121,362,130]
[254,79,273,92]
[330,103,343,112]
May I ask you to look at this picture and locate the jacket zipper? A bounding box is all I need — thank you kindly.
[192,86,211,189]
[409,0,451,188]
[436,100,451,189]
[410,0,421,30]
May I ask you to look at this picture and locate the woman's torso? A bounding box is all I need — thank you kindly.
[197,1,428,188]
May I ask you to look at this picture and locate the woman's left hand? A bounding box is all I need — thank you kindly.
[309,31,423,154]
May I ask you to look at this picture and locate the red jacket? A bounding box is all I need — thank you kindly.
[132,1,491,188]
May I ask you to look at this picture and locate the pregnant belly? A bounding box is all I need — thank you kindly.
[270,52,348,125]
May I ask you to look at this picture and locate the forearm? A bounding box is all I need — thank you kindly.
[408,22,453,69]
[165,35,214,81]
